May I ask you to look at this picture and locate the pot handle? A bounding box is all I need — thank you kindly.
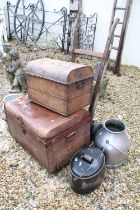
[106,140,129,155]
[81,154,94,164]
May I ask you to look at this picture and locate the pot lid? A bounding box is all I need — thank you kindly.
[71,147,104,178]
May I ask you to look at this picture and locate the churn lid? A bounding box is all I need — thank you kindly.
[71,147,104,178]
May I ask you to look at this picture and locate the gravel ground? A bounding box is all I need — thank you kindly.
[0,41,140,210]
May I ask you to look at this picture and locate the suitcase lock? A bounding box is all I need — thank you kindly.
[76,80,85,89]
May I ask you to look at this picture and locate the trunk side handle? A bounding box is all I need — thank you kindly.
[66,131,77,142]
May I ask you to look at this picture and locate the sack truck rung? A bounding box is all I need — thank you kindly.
[112,46,119,50]
[114,34,121,38]
[115,7,126,10]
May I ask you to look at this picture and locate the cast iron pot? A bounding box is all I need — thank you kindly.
[69,147,105,194]
[94,119,130,169]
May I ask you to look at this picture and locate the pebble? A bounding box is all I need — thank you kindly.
[0,41,139,209]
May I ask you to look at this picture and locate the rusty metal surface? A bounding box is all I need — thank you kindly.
[5,94,91,140]
[6,110,91,173]
[26,58,93,84]
[5,94,91,173]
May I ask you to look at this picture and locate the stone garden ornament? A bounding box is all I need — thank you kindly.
[1,45,27,93]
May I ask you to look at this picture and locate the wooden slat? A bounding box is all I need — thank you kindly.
[115,7,126,10]
[112,46,119,50]
[114,34,121,38]
[89,18,120,118]
[78,0,82,12]
[71,13,81,62]
[110,0,118,27]
[74,49,104,58]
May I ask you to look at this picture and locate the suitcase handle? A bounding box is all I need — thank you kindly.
[66,131,77,142]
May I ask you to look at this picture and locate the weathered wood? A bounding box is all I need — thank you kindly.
[112,46,119,50]
[69,0,82,54]
[109,0,117,27]
[71,15,119,118]
[116,7,126,10]
[74,49,103,58]
[26,58,94,116]
[110,0,133,74]
[89,18,120,118]
[114,34,121,38]
[71,13,80,62]
[114,0,133,74]
[78,0,82,13]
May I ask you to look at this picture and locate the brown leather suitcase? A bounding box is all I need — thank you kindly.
[26,58,93,116]
[5,94,91,173]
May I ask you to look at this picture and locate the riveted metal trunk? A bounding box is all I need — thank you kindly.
[26,58,94,116]
[4,94,91,173]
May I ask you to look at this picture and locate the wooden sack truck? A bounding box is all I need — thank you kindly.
[70,0,133,74]
[71,18,120,118]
